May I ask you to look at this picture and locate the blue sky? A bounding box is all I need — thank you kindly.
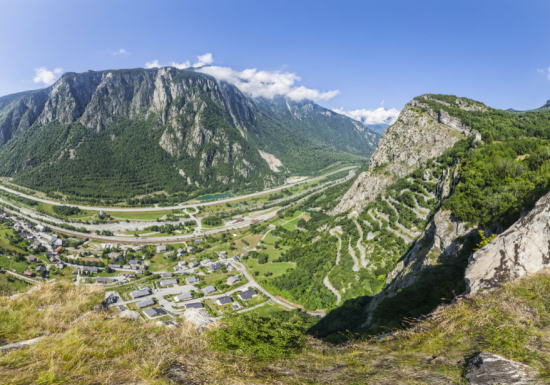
[2,0,550,124]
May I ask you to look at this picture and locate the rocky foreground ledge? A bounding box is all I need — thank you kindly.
[466,190,550,294]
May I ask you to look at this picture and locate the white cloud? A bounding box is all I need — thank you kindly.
[144,53,340,102]
[198,65,340,101]
[33,67,63,85]
[194,53,213,67]
[113,48,128,55]
[333,107,400,126]
[168,60,191,69]
[537,67,550,80]
[145,60,161,69]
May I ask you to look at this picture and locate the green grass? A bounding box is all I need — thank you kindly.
[0,255,30,274]
[0,272,33,295]
[108,211,171,221]
[248,300,289,316]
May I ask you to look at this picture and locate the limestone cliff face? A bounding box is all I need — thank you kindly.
[332,98,469,215]
[465,190,550,294]
[365,209,475,322]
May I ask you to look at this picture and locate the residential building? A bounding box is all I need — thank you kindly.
[36,265,45,273]
[96,277,114,284]
[188,261,199,268]
[160,279,178,287]
[136,298,155,308]
[129,259,142,266]
[187,246,195,253]
[143,307,166,318]
[202,285,217,295]
[108,264,121,269]
[209,263,222,271]
[186,276,199,284]
[227,276,241,285]
[54,246,63,253]
[155,245,167,253]
[23,271,33,277]
[35,225,46,232]
[160,272,172,278]
[82,266,99,274]
[82,257,101,263]
[184,302,204,309]
[193,239,202,244]
[122,265,132,270]
[175,292,194,302]
[226,264,236,272]
[215,296,234,306]
[134,245,143,252]
[238,289,258,301]
[54,239,63,246]
[200,259,211,266]
[56,263,64,269]
[26,255,38,262]
[178,261,187,267]
[110,252,121,261]
[130,288,151,299]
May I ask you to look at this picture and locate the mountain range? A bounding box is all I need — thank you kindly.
[0,67,379,201]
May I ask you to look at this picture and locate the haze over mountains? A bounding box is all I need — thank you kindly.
[0,66,379,200]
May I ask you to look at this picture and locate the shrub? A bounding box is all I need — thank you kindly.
[208,312,307,360]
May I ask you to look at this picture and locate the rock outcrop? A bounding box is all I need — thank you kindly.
[183,308,215,329]
[332,100,467,215]
[465,353,536,385]
[465,190,550,294]
[365,209,474,323]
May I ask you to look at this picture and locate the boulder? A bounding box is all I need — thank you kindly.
[465,353,536,384]
[117,310,140,321]
[465,191,550,294]
[183,308,214,329]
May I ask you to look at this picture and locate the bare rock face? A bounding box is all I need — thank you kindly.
[365,209,475,323]
[117,310,140,321]
[465,190,550,294]
[332,102,466,215]
[465,353,537,385]
[183,308,214,329]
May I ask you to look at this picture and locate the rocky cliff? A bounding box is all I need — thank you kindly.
[465,190,550,294]
[332,95,476,215]
[0,67,379,199]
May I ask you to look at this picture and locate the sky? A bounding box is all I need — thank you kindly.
[1,0,550,126]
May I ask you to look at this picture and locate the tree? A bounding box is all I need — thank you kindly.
[208,312,306,360]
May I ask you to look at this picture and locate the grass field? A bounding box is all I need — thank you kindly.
[249,300,290,316]
[0,272,33,295]
[147,254,173,271]
[108,211,172,221]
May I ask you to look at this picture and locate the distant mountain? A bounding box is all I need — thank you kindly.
[0,67,380,201]
[362,123,390,135]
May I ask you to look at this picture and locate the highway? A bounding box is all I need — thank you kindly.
[0,168,356,244]
[0,166,357,212]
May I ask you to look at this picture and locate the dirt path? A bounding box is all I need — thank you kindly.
[374,208,413,244]
[383,197,421,238]
[352,219,368,268]
[323,276,342,305]
[348,237,360,272]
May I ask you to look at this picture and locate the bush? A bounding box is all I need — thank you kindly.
[203,216,222,226]
[208,312,307,360]
[52,205,81,216]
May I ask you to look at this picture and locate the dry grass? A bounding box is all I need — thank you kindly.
[1,272,550,384]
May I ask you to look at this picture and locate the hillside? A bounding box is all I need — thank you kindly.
[0,67,379,203]
[1,271,548,384]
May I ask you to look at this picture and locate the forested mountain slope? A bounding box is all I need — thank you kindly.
[0,67,379,202]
